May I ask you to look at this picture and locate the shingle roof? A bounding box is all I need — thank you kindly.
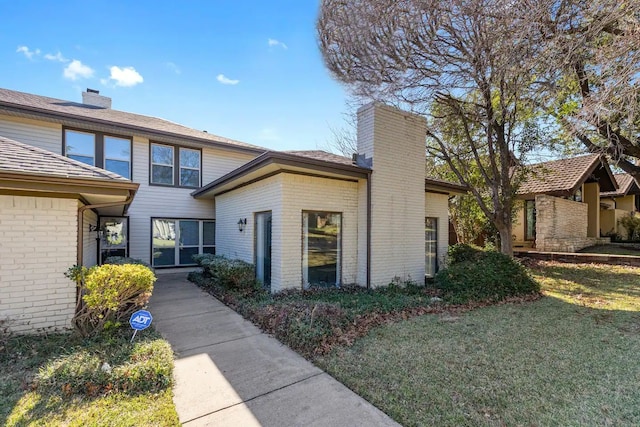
[284,150,355,166]
[0,87,265,152]
[517,154,604,195]
[0,135,129,181]
[601,173,638,197]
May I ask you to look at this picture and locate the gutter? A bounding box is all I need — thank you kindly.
[75,191,135,308]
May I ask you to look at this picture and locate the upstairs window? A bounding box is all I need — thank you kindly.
[150,143,201,188]
[64,128,131,179]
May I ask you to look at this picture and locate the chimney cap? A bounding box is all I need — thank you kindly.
[86,88,100,94]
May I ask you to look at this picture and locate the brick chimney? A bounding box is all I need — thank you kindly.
[356,103,427,287]
[82,88,111,109]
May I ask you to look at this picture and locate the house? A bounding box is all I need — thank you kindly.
[600,173,640,239]
[513,154,617,252]
[0,88,465,333]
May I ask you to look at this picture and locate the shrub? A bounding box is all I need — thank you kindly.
[193,255,259,293]
[103,256,151,268]
[619,214,640,241]
[67,264,156,337]
[447,243,486,264]
[435,251,540,304]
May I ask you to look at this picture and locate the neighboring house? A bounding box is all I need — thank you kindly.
[0,88,465,333]
[600,173,640,239]
[513,154,617,252]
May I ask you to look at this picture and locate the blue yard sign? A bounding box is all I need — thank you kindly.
[129,309,153,342]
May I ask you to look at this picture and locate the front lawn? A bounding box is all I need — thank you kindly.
[316,262,640,426]
[579,244,640,256]
[0,328,179,427]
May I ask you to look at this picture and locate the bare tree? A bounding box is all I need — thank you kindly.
[318,0,545,255]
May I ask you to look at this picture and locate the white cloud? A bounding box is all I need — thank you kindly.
[166,62,181,75]
[16,45,40,59]
[268,38,288,50]
[106,66,144,87]
[44,51,68,62]
[63,59,95,80]
[258,128,280,141]
[216,74,239,85]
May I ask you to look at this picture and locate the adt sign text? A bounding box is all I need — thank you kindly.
[130,310,153,331]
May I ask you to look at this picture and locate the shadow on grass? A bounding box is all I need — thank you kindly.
[0,328,173,426]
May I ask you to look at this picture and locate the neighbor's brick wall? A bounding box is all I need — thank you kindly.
[425,192,450,270]
[0,195,77,334]
[357,103,426,287]
[535,194,597,252]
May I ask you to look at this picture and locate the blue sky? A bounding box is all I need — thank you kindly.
[0,0,351,151]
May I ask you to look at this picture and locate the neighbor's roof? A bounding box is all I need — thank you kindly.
[0,87,265,153]
[517,154,617,196]
[601,173,640,197]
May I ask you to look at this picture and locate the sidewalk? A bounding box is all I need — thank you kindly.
[150,273,400,426]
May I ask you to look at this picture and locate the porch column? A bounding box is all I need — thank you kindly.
[584,182,600,238]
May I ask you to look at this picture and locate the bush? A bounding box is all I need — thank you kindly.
[435,250,540,304]
[193,254,259,293]
[619,214,640,241]
[67,264,156,337]
[103,256,151,268]
[447,243,486,264]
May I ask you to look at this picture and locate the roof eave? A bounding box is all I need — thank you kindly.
[0,102,266,155]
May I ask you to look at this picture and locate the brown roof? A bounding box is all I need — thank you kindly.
[0,87,265,153]
[284,150,355,166]
[0,135,129,181]
[424,177,469,194]
[517,154,616,196]
[601,173,640,197]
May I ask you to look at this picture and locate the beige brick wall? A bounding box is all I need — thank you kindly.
[0,195,77,334]
[216,173,359,292]
[535,195,595,252]
[357,103,426,287]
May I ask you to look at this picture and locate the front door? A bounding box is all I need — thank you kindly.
[99,216,128,263]
[255,212,272,291]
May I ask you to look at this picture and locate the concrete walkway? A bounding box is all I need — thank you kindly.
[150,273,400,427]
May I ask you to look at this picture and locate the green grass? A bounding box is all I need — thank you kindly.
[1,328,179,427]
[579,244,640,256]
[317,262,640,426]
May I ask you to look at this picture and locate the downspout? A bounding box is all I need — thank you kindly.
[75,192,135,307]
[366,170,372,289]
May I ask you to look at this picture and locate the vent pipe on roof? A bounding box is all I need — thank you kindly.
[82,88,112,109]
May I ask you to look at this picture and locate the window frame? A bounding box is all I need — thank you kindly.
[62,127,132,179]
[301,210,342,288]
[425,216,438,278]
[150,218,215,268]
[149,142,202,188]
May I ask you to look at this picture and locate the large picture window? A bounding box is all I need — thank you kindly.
[152,218,215,267]
[150,143,201,188]
[64,129,131,179]
[302,211,341,288]
[425,217,438,278]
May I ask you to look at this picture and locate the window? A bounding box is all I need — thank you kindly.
[99,217,128,263]
[64,128,131,178]
[151,144,174,185]
[525,200,536,241]
[150,143,201,188]
[152,219,215,267]
[302,212,341,288]
[425,217,438,278]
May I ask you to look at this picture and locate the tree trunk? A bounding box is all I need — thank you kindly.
[496,222,513,256]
